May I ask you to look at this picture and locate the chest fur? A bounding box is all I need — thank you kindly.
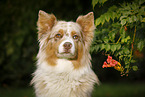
[32,60,97,97]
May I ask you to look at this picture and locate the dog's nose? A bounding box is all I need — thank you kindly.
[63,42,72,50]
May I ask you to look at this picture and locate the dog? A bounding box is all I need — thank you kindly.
[31,10,99,97]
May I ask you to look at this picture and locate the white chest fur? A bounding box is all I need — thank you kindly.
[32,59,98,97]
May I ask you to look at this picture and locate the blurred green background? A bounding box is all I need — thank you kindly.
[0,0,145,97]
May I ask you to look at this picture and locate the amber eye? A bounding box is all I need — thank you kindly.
[73,35,79,40]
[55,34,62,38]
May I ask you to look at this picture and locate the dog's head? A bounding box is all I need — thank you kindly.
[37,10,95,68]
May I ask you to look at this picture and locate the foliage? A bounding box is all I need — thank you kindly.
[92,0,145,76]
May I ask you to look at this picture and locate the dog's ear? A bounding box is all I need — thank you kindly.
[76,12,95,32]
[76,12,95,48]
[37,10,56,38]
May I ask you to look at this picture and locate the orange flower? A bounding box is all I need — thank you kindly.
[102,56,124,72]
[102,56,118,68]
[102,62,112,68]
[102,56,126,76]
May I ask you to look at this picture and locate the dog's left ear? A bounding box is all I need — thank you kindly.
[76,12,95,47]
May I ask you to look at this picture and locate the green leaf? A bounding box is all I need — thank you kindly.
[92,0,108,8]
[123,48,130,54]
[109,32,115,42]
[126,36,131,40]
[137,41,144,52]
[131,59,136,63]
[132,66,138,71]
[105,12,110,22]
[125,65,129,69]
[116,44,121,50]
[117,50,123,56]
[111,45,117,52]
[100,15,105,25]
[100,44,105,50]
[95,45,100,52]
[92,0,99,9]
[90,46,95,53]
[90,45,100,53]
[96,39,103,43]
[105,44,110,51]
[121,36,131,43]
[102,0,108,4]
[121,19,126,26]
[98,0,108,4]
[141,18,145,22]
[110,12,117,21]
[95,18,101,26]
[120,27,126,38]
[121,39,125,43]
[103,37,109,43]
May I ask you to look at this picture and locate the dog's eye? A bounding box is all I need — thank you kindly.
[73,35,79,40]
[55,34,62,38]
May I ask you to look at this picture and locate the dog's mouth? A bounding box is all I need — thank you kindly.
[56,51,77,60]
[63,49,72,54]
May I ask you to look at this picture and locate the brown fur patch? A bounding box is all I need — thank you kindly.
[71,42,84,69]
[71,31,77,35]
[58,29,64,34]
[45,41,57,66]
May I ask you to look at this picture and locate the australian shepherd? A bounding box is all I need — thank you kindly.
[31,10,99,97]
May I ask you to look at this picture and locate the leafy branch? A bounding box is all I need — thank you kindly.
[92,0,145,76]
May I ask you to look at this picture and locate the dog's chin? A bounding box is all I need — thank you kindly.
[56,52,77,60]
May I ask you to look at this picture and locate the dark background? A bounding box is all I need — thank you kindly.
[0,0,145,88]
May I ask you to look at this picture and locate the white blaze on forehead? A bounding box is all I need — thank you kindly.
[66,22,81,36]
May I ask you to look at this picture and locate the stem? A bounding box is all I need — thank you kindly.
[133,26,136,45]
[129,26,136,61]
[116,36,121,44]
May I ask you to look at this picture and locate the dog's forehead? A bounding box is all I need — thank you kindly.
[52,21,82,34]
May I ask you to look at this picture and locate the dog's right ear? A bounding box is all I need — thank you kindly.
[37,10,56,38]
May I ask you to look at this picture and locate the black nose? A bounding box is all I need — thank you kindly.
[63,42,72,50]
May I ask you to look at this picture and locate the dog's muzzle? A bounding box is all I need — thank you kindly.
[57,39,77,59]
